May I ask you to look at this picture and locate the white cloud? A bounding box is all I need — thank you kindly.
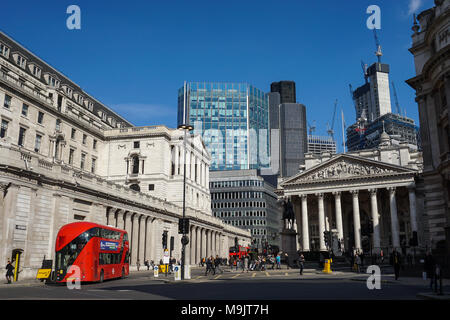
[408,0,422,15]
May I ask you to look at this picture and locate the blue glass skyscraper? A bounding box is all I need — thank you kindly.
[178,82,270,171]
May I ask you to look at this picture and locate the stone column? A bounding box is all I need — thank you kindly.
[145,217,152,262]
[115,209,124,229]
[212,231,216,257]
[351,190,362,252]
[369,189,381,252]
[201,228,207,258]
[189,226,195,265]
[333,192,344,251]
[388,187,401,250]
[138,215,146,263]
[300,194,310,252]
[208,230,213,257]
[408,187,418,233]
[124,211,132,244]
[196,227,201,265]
[131,213,139,266]
[316,193,326,251]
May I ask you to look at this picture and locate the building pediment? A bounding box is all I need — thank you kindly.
[280,154,417,186]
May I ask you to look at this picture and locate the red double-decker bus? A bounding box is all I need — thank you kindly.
[229,245,250,260]
[55,222,129,283]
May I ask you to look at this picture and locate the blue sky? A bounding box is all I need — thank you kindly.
[1,0,434,152]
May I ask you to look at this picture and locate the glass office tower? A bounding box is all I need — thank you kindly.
[178,82,270,171]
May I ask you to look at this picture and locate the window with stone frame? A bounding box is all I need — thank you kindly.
[3,94,11,109]
[0,119,8,138]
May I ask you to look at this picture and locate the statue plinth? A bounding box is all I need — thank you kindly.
[280,228,297,266]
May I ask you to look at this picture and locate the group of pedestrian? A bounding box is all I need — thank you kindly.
[204,255,224,275]
[424,252,443,292]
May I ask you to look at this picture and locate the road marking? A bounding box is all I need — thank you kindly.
[214,275,221,279]
[252,273,256,278]
[265,272,270,277]
[232,273,241,278]
[285,273,289,276]
[196,276,203,279]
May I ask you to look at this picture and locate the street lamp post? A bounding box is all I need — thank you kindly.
[178,124,193,280]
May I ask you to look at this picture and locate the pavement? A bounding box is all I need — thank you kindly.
[1,265,448,300]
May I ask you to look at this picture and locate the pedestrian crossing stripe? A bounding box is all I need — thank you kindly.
[196,276,203,279]
[285,273,289,276]
[214,275,221,279]
[232,273,240,278]
[265,272,270,276]
[252,273,256,277]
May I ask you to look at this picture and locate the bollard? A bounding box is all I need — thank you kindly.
[322,259,332,273]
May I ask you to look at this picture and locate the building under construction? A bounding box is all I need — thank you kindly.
[345,30,420,152]
[346,113,420,152]
[307,135,337,155]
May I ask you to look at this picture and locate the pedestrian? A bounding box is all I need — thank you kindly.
[298,254,305,276]
[144,260,149,270]
[355,253,361,273]
[393,250,401,280]
[276,254,281,269]
[5,260,14,284]
[136,259,140,271]
[285,253,290,269]
[205,257,212,276]
[214,255,223,274]
[380,249,384,264]
[424,252,435,289]
[244,256,249,273]
[270,255,275,270]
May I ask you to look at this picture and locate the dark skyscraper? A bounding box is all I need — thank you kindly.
[268,85,307,178]
[270,81,296,104]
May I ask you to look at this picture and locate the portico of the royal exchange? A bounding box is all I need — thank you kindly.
[277,150,427,262]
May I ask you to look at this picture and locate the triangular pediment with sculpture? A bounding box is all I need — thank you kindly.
[281,154,417,186]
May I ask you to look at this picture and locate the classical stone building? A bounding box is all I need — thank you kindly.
[406,0,450,254]
[0,31,250,279]
[277,135,425,256]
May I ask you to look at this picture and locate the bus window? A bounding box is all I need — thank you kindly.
[55,227,98,271]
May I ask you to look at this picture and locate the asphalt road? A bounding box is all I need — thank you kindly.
[0,267,434,300]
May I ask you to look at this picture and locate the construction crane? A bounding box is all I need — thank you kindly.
[308,120,316,135]
[327,99,338,139]
[391,81,401,115]
[373,29,382,63]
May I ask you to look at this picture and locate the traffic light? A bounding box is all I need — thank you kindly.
[323,231,330,247]
[162,231,168,249]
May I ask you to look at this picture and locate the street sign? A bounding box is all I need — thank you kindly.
[153,265,159,277]
[163,249,170,264]
[174,265,181,281]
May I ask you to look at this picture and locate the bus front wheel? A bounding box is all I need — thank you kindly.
[99,270,104,283]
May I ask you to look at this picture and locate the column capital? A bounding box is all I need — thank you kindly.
[332,191,341,197]
[300,194,308,200]
[368,188,377,196]
[387,187,396,194]
[350,189,359,196]
[315,193,324,198]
